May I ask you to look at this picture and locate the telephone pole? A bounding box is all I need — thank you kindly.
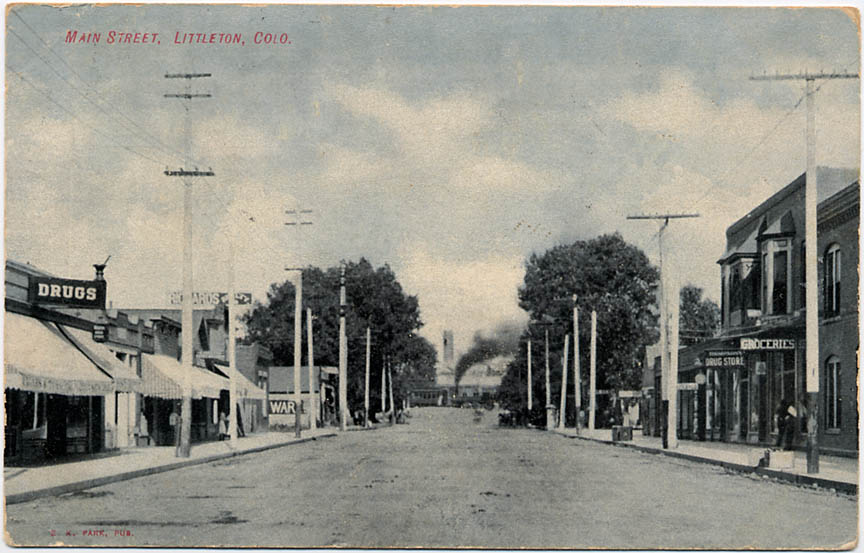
[545,328,552,429]
[338,264,348,431]
[526,339,533,412]
[558,334,569,429]
[588,310,597,432]
[750,70,858,473]
[286,208,313,437]
[627,213,699,448]
[164,71,213,458]
[573,296,581,434]
[365,326,371,428]
[307,308,317,430]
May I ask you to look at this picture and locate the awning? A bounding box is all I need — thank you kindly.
[59,326,142,393]
[235,371,266,401]
[4,313,114,395]
[141,354,228,399]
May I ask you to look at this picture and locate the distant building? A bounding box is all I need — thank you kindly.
[654,167,858,456]
[454,354,512,404]
[435,329,456,388]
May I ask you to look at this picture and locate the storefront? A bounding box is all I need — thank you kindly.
[5,313,115,464]
[674,329,805,449]
[138,354,229,445]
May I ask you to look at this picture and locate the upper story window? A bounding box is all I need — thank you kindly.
[824,244,841,316]
[825,356,841,429]
[760,239,791,316]
[722,259,760,328]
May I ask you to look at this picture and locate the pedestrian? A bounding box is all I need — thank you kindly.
[169,406,181,453]
[138,407,150,446]
[219,411,229,440]
[776,398,796,450]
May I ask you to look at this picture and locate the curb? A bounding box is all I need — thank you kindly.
[5,433,337,505]
[557,432,857,495]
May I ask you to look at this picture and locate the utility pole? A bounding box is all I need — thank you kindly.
[558,334,569,429]
[381,356,387,414]
[227,239,238,443]
[307,307,317,430]
[545,328,552,430]
[526,339,533,412]
[750,70,858,474]
[338,264,348,431]
[387,359,395,425]
[287,269,303,438]
[589,310,597,432]
[164,71,212,458]
[627,213,699,449]
[365,326,371,428]
[285,208,313,437]
[573,296,581,435]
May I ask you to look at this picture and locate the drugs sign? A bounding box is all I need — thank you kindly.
[28,277,106,309]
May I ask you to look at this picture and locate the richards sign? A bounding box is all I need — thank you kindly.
[28,277,106,309]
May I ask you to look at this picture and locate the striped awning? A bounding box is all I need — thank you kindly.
[60,326,142,393]
[141,354,228,399]
[5,313,114,395]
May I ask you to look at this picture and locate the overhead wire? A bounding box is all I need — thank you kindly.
[8,66,164,166]
[8,24,198,167]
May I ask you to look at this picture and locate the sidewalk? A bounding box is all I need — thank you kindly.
[4,428,337,505]
[554,427,858,494]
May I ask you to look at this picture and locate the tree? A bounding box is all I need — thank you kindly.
[499,233,659,413]
[243,258,437,414]
[679,285,720,346]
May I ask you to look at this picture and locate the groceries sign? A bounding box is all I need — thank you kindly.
[28,277,106,309]
[740,338,796,350]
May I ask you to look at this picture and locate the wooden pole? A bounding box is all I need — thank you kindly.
[804,77,820,473]
[589,311,597,431]
[307,307,316,430]
[559,334,569,429]
[338,265,347,431]
[573,301,581,434]
[527,339,533,412]
[293,271,303,438]
[387,359,395,425]
[365,326,371,428]
[545,329,552,430]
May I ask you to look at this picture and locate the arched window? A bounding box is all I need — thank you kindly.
[825,356,841,429]
[824,244,841,316]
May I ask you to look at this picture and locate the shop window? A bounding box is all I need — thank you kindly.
[825,356,841,429]
[824,244,841,316]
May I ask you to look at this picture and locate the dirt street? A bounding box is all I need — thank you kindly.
[5,407,857,548]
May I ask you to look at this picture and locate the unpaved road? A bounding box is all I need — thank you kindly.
[5,408,857,548]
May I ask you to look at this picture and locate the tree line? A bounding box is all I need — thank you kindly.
[243,258,437,417]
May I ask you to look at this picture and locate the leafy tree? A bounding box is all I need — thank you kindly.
[243,258,436,414]
[679,284,720,346]
[499,233,659,413]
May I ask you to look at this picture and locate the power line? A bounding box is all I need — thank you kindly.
[8,66,162,165]
[9,11,201,167]
[8,27,193,166]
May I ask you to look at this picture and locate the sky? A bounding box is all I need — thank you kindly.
[4,4,860,361]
